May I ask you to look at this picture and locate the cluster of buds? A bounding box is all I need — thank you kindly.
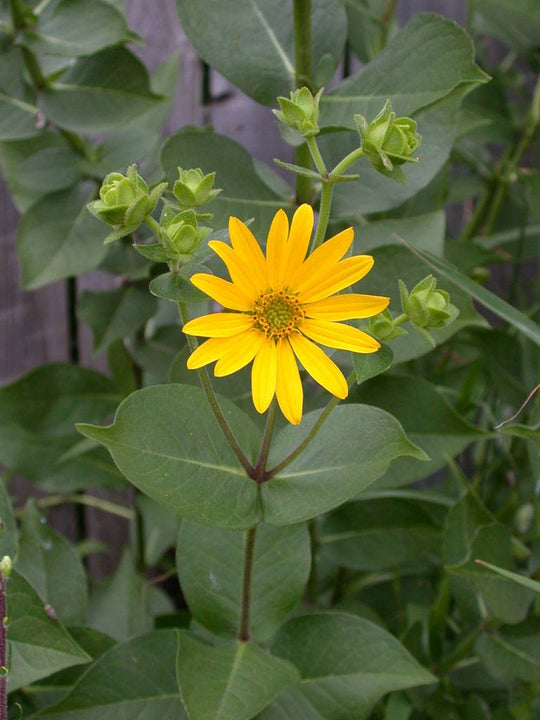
[273,87,323,138]
[355,100,421,183]
[88,165,167,243]
[159,208,212,262]
[173,167,221,210]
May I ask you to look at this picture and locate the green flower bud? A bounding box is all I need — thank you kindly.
[173,167,221,209]
[0,556,12,579]
[273,87,323,138]
[399,276,458,330]
[369,309,408,341]
[88,165,167,231]
[160,209,211,258]
[355,100,421,183]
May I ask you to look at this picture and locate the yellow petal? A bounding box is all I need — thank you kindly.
[208,241,260,298]
[251,337,277,413]
[266,209,289,288]
[214,329,265,376]
[182,312,253,337]
[186,338,223,369]
[301,318,380,353]
[284,204,314,277]
[190,273,253,311]
[293,227,354,290]
[229,216,269,289]
[276,338,303,425]
[305,293,390,320]
[298,255,374,304]
[289,332,348,399]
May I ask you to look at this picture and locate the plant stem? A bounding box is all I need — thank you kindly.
[331,147,364,177]
[144,215,162,240]
[177,302,253,476]
[253,401,277,483]
[437,625,483,677]
[265,372,355,479]
[293,0,314,205]
[16,494,134,519]
[306,136,327,176]
[311,181,334,250]
[305,518,319,603]
[0,574,7,720]
[238,526,257,642]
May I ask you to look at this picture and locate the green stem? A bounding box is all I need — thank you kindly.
[305,518,319,603]
[306,136,327,176]
[293,0,313,205]
[238,526,257,641]
[7,0,26,28]
[265,372,355,479]
[177,302,254,476]
[437,625,483,677]
[144,215,162,241]
[18,494,134,520]
[253,401,277,483]
[311,181,334,250]
[331,148,364,177]
[393,312,408,326]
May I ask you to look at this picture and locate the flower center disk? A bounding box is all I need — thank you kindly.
[253,290,304,339]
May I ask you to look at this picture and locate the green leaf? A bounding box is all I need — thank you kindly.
[161,128,293,235]
[40,48,163,133]
[474,560,540,594]
[444,493,534,624]
[8,571,90,692]
[0,363,120,435]
[77,285,157,354]
[17,182,108,289]
[397,241,540,348]
[0,46,40,141]
[0,476,17,560]
[176,632,300,720]
[87,549,152,642]
[264,612,435,719]
[321,14,488,127]
[136,495,179,566]
[17,501,88,626]
[16,146,84,193]
[353,343,393,384]
[351,211,445,254]
[77,385,262,530]
[475,0,540,51]
[176,521,310,641]
[149,270,207,303]
[345,0,388,64]
[262,404,427,526]
[22,0,135,57]
[39,630,186,718]
[176,0,346,106]
[320,497,443,572]
[476,618,540,683]
[351,375,486,488]
[131,325,184,384]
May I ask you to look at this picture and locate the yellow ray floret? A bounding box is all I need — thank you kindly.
[183,204,389,425]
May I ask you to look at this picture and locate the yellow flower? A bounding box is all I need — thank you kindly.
[182,204,389,425]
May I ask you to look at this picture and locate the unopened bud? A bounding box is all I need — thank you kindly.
[0,556,12,579]
[399,275,458,331]
[273,87,323,138]
[173,168,221,209]
[369,309,407,341]
[160,209,211,259]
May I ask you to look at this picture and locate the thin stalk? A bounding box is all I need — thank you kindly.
[17,494,134,520]
[253,401,277,483]
[437,625,483,677]
[306,136,327,176]
[177,302,253,476]
[293,0,314,205]
[265,372,355,479]
[311,181,334,250]
[0,574,7,720]
[331,147,364,177]
[305,518,319,603]
[238,526,257,641]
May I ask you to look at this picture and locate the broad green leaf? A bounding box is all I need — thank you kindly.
[444,493,534,624]
[351,375,486,488]
[16,146,84,193]
[475,560,540,594]
[136,495,179,566]
[149,270,207,303]
[131,325,185,384]
[351,211,445,254]
[22,0,135,57]
[17,182,108,289]
[17,501,88,626]
[320,498,443,572]
[0,477,17,559]
[0,363,120,435]
[40,48,163,133]
[8,571,90,692]
[0,46,40,140]
[353,343,393,385]
[475,0,540,51]
[262,404,427,525]
[87,549,152,642]
[321,14,488,127]
[176,0,346,105]
[265,612,435,720]
[398,241,540,348]
[345,0,389,64]
[176,632,300,720]
[39,630,186,718]
[161,128,293,235]
[77,385,262,529]
[476,618,540,683]
[77,285,157,354]
[176,521,310,641]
